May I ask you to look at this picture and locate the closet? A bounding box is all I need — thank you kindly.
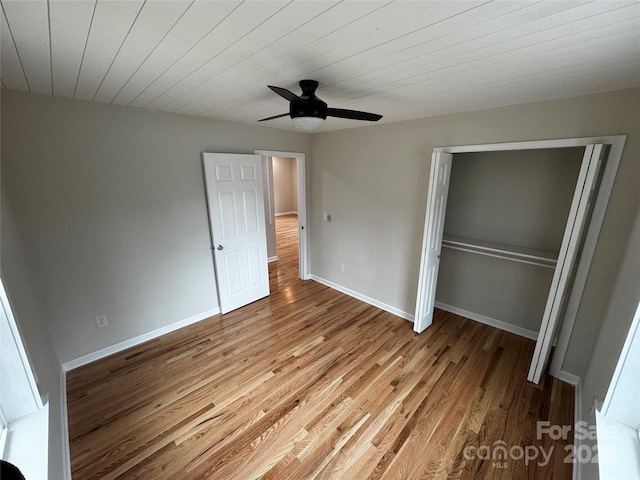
[436,148,583,338]
[414,137,626,384]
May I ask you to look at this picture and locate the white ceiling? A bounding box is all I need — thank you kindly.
[2,0,639,132]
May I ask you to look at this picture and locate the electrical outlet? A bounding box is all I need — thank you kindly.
[95,315,108,328]
[339,264,345,273]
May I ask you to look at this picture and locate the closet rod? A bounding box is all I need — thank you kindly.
[442,235,557,269]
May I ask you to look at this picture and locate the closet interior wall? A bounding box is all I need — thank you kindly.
[435,148,584,335]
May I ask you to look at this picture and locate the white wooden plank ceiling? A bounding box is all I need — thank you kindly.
[2,0,639,132]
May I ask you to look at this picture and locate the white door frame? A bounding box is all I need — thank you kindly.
[255,150,309,280]
[0,277,43,414]
[415,135,626,382]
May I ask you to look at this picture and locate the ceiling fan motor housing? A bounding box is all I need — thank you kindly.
[290,80,327,119]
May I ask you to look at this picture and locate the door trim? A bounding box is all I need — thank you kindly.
[417,135,626,382]
[255,150,309,280]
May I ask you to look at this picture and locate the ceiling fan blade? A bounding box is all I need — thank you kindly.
[268,85,305,103]
[326,108,382,121]
[258,113,289,122]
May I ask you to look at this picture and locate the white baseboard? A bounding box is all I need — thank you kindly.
[62,308,220,371]
[309,275,414,322]
[571,375,582,480]
[558,370,580,386]
[275,211,297,216]
[559,367,582,480]
[268,256,279,263]
[60,369,72,480]
[435,302,538,340]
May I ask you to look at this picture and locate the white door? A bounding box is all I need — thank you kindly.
[203,153,270,314]
[414,152,453,333]
[527,144,606,383]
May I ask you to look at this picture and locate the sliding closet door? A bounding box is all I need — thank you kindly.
[414,152,453,333]
[527,144,606,383]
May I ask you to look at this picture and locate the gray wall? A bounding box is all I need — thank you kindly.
[1,89,309,364]
[437,250,555,334]
[309,88,640,477]
[445,149,583,251]
[436,148,583,333]
[1,187,67,480]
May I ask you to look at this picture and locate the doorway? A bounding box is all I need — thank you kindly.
[255,150,308,282]
[273,156,299,289]
[414,136,626,384]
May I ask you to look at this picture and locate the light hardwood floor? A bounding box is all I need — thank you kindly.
[67,214,574,479]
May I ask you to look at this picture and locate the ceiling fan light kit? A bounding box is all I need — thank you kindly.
[259,80,382,130]
[292,116,325,130]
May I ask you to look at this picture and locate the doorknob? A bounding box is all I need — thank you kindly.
[217,245,224,250]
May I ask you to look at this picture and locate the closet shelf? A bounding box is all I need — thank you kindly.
[441,234,558,269]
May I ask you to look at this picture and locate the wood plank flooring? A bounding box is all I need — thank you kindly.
[67,214,574,479]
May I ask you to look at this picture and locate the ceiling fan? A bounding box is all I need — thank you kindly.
[258,80,382,130]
